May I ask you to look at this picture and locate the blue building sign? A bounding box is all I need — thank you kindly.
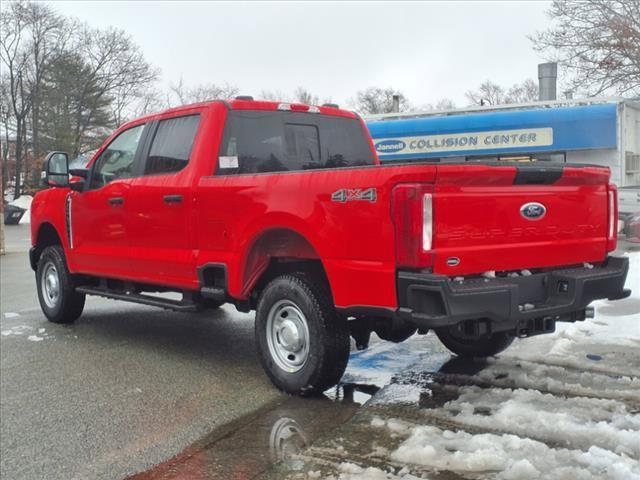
[367,104,618,161]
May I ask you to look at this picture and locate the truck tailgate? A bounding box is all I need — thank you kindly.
[432,164,610,276]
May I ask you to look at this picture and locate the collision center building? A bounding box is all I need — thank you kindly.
[366,98,640,187]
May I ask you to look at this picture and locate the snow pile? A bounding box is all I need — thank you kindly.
[440,386,639,457]
[326,462,423,480]
[472,358,640,402]
[360,252,640,480]
[8,194,32,210]
[386,424,639,480]
[8,194,33,224]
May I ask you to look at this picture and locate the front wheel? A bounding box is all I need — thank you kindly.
[436,326,514,358]
[255,273,350,396]
[36,245,85,324]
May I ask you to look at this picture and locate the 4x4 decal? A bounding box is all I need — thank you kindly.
[331,188,377,203]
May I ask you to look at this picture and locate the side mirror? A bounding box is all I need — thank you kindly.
[43,151,69,187]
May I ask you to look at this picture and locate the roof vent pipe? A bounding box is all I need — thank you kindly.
[538,62,557,101]
[391,94,400,113]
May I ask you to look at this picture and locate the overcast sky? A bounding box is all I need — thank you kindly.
[50,1,552,108]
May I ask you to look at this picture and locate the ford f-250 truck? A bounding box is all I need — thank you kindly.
[31,98,630,395]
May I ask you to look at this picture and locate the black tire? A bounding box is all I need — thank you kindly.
[255,273,350,396]
[436,326,514,358]
[36,245,85,324]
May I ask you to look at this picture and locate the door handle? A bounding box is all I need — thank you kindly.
[108,196,124,206]
[163,194,183,204]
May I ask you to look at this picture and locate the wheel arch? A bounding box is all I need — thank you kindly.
[31,222,64,270]
[239,227,332,306]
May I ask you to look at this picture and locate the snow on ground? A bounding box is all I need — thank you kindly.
[8,194,33,224]
[432,386,639,456]
[325,463,423,480]
[502,251,640,375]
[1,325,33,336]
[273,252,640,480]
[383,421,639,480]
[365,252,640,479]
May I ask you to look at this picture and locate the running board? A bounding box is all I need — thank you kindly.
[76,287,199,312]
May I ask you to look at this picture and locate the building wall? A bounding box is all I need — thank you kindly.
[566,149,622,184]
[622,102,640,186]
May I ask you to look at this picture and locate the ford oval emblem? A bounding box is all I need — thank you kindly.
[520,202,546,220]
[375,139,406,153]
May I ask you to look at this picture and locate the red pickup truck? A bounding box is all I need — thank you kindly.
[31,98,630,395]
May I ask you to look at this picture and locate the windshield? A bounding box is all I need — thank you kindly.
[218,110,375,174]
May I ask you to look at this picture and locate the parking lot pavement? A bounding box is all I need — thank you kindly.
[3,224,638,480]
[0,225,285,480]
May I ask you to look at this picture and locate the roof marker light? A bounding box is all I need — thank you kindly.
[278,103,320,113]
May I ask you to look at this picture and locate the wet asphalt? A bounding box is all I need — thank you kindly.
[2,224,638,480]
[1,225,285,479]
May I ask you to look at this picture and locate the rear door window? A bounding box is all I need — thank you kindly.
[218,111,374,174]
[145,115,200,175]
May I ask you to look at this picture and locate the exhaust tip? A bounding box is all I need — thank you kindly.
[585,306,595,319]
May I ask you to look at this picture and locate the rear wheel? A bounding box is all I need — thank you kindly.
[36,245,85,324]
[436,326,514,358]
[255,273,350,396]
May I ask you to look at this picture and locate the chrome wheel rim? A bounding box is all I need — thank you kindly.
[41,262,60,309]
[266,300,310,373]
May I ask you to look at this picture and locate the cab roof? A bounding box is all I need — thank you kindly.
[129,99,358,127]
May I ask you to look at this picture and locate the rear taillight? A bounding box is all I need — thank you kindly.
[391,184,434,268]
[277,103,320,113]
[607,184,618,252]
[423,192,432,250]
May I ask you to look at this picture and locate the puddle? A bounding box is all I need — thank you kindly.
[127,334,448,480]
[126,385,374,480]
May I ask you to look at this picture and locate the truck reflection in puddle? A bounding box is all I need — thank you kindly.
[126,383,380,480]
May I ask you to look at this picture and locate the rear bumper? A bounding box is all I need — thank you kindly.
[397,256,630,333]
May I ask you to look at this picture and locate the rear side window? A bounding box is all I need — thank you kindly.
[145,115,200,175]
[218,111,374,174]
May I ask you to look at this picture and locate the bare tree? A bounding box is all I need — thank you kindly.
[22,2,68,158]
[0,80,11,195]
[130,87,165,119]
[1,1,32,199]
[350,87,411,114]
[60,25,158,155]
[434,98,456,110]
[465,80,506,106]
[259,89,290,102]
[466,79,539,106]
[420,98,457,111]
[2,0,162,185]
[293,87,319,105]
[168,78,238,107]
[505,79,538,104]
[531,0,640,96]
